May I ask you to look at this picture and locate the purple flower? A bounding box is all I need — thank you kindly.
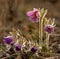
[44,25,54,34]
[3,36,13,44]
[31,46,37,53]
[26,8,40,22]
[15,44,22,51]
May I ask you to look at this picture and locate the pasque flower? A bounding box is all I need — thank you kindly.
[15,44,22,51]
[3,36,13,44]
[26,8,40,22]
[31,46,37,53]
[44,25,54,34]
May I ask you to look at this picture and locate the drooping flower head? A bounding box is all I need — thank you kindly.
[3,36,13,44]
[26,8,40,22]
[15,44,22,51]
[31,46,37,53]
[44,25,54,34]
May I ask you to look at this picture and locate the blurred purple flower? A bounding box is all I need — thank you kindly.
[16,44,22,51]
[26,8,40,22]
[44,25,54,34]
[31,46,37,53]
[3,36,13,44]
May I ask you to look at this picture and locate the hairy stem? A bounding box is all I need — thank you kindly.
[46,33,50,49]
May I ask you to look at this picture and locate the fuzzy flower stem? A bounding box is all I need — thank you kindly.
[46,33,50,49]
[39,10,47,45]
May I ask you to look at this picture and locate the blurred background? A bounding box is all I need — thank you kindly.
[0,0,60,53]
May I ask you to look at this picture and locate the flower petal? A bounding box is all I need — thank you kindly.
[26,11,33,16]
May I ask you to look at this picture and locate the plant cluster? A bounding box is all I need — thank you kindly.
[0,8,56,59]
